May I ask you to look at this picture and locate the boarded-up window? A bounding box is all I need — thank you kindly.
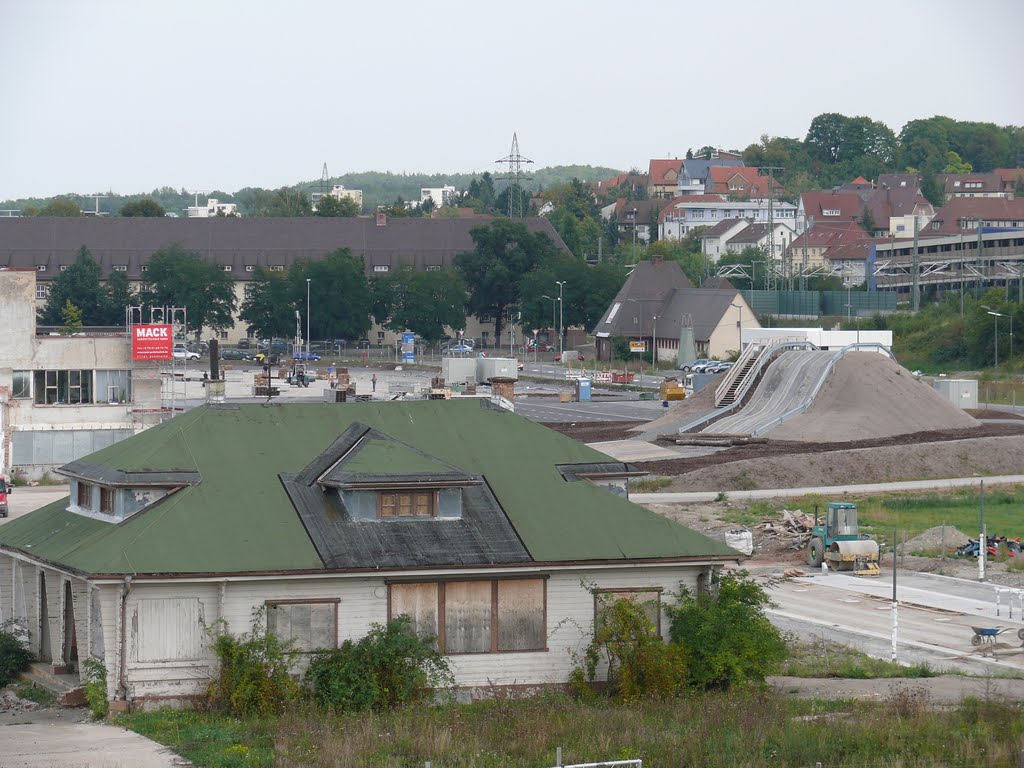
[595,590,662,635]
[267,601,338,653]
[444,581,492,654]
[497,579,545,651]
[390,583,439,643]
[388,578,546,654]
[132,598,205,662]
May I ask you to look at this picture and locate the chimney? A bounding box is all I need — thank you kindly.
[376,212,387,227]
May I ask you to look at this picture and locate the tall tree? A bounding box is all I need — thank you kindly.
[804,112,848,163]
[239,268,296,340]
[98,269,137,325]
[372,266,466,343]
[454,220,561,342]
[37,198,81,216]
[266,187,312,217]
[144,243,238,337]
[120,198,166,217]
[289,249,372,341]
[314,194,359,217]
[40,246,104,325]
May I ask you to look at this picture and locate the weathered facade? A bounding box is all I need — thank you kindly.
[0,400,737,708]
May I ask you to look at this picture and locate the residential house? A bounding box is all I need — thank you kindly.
[723,222,796,265]
[185,198,237,218]
[0,270,162,479]
[837,176,875,202]
[940,173,1007,199]
[926,196,1024,234]
[593,173,648,203]
[648,159,684,199]
[0,216,570,348]
[420,186,458,208]
[660,195,797,240]
[311,185,364,213]
[675,157,744,196]
[865,174,934,237]
[784,221,869,273]
[824,238,874,286]
[0,400,738,708]
[700,219,749,263]
[994,169,1024,195]
[592,259,760,362]
[706,167,786,199]
[613,199,670,245]
[796,191,864,234]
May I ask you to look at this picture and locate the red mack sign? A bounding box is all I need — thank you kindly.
[132,324,174,360]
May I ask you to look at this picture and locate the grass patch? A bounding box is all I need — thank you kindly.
[13,683,57,707]
[628,476,672,493]
[121,691,1024,768]
[781,639,937,679]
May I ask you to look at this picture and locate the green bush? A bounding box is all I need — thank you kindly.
[304,617,453,712]
[571,596,686,702]
[0,621,33,686]
[207,609,300,718]
[666,570,786,690]
[82,656,110,719]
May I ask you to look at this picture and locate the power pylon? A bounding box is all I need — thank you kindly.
[495,133,534,218]
[320,163,329,196]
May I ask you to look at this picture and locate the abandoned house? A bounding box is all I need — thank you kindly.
[0,400,738,708]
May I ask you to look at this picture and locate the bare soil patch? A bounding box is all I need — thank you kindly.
[545,421,647,443]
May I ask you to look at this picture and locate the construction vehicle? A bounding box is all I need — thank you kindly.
[807,502,880,576]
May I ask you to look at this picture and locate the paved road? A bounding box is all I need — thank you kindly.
[514,399,665,423]
[0,718,188,768]
[632,473,1024,504]
[1,485,70,525]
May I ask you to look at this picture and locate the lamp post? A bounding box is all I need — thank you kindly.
[731,302,743,353]
[652,314,659,366]
[632,208,638,259]
[305,278,311,363]
[982,305,1008,397]
[555,280,566,358]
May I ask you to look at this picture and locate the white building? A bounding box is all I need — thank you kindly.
[185,198,238,218]
[420,186,457,208]
[660,195,798,240]
[0,270,162,479]
[310,185,364,213]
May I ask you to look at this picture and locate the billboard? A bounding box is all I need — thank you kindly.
[629,340,647,353]
[132,324,174,361]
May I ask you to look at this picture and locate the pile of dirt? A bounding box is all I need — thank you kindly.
[900,525,971,554]
[766,353,979,442]
[545,421,647,443]
[629,378,721,440]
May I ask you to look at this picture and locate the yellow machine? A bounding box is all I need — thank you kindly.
[807,502,880,576]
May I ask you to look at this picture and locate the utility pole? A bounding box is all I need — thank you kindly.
[976,225,984,299]
[495,133,534,218]
[911,216,920,312]
[759,165,784,291]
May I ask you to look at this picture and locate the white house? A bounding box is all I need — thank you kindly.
[420,186,457,208]
[660,195,798,240]
[185,198,238,218]
[0,401,737,709]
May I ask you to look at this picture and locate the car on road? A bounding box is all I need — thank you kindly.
[293,351,322,361]
[527,341,553,352]
[680,358,712,372]
[554,351,584,362]
[221,348,252,361]
[444,344,474,354]
[173,346,200,360]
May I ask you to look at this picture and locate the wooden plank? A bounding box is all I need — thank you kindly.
[444,581,491,653]
[390,583,439,644]
[497,579,545,652]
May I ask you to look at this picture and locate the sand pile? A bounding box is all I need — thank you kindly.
[630,376,720,441]
[900,525,971,554]
[766,352,979,442]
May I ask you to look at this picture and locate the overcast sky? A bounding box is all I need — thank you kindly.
[2,0,1022,200]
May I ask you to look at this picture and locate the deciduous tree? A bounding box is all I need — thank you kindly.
[144,244,238,337]
[239,268,296,340]
[288,249,372,341]
[40,246,104,325]
[120,198,166,217]
[314,194,359,217]
[372,266,466,343]
[37,198,81,217]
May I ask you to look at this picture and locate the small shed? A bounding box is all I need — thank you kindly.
[932,378,978,410]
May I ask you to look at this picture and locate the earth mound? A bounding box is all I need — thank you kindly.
[766,352,979,442]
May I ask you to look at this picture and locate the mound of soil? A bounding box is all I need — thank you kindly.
[628,378,721,440]
[767,353,978,442]
[900,525,971,554]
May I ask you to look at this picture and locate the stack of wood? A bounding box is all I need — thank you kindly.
[755,509,815,550]
[335,367,350,389]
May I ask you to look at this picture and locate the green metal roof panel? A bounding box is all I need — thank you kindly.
[342,438,465,477]
[0,401,733,575]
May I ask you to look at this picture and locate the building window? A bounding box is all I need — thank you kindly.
[269,265,284,272]
[36,265,46,272]
[218,331,228,339]
[99,487,115,514]
[389,578,546,654]
[35,284,48,300]
[112,265,127,272]
[426,265,441,272]
[378,490,436,518]
[60,265,68,271]
[822,209,840,216]
[140,282,150,293]
[12,371,31,399]
[245,265,255,272]
[141,265,149,272]
[96,370,132,403]
[267,599,339,653]
[377,330,385,340]
[373,265,389,272]
[244,284,255,298]
[222,265,232,272]
[594,589,662,635]
[34,370,93,405]
[77,482,91,508]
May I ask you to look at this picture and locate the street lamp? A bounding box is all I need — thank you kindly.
[731,302,743,352]
[542,294,556,355]
[652,314,659,366]
[555,280,566,358]
[305,278,311,362]
[982,305,1008,396]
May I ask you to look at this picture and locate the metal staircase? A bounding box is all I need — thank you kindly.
[715,343,760,407]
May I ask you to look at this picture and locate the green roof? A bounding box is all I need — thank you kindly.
[0,401,734,575]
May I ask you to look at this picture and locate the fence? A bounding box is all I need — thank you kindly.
[743,290,898,318]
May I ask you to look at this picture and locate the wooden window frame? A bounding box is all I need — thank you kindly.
[387,576,548,655]
[99,486,115,514]
[593,587,664,637]
[377,490,437,519]
[264,598,340,653]
[76,481,91,509]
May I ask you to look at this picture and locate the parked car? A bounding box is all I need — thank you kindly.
[444,343,474,354]
[527,341,553,352]
[221,348,252,361]
[554,351,584,362]
[706,361,734,374]
[0,475,10,518]
[358,338,371,349]
[692,360,724,373]
[237,338,252,349]
[294,351,321,361]
[173,346,200,360]
[680,358,712,372]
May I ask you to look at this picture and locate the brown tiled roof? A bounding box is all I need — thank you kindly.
[941,172,1003,194]
[657,194,728,224]
[864,174,932,228]
[825,239,874,262]
[648,159,683,186]
[707,167,786,197]
[800,191,864,222]
[0,216,570,280]
[728,223,772,245]
[786,221,870,255]
[928,197,1024,234]
[592,260,693,336]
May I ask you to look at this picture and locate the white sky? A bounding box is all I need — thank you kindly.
[2,0,1022,200]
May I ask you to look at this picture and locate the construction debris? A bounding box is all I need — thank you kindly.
[755,508,815,550]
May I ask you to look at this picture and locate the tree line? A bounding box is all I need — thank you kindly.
[36,221,629,346]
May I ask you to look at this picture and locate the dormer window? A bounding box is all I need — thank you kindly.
[379,490,436,518]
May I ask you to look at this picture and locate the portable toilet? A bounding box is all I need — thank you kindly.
[576,378,591,402]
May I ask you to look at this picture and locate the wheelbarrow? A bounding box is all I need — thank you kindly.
[970,626,1024,646]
